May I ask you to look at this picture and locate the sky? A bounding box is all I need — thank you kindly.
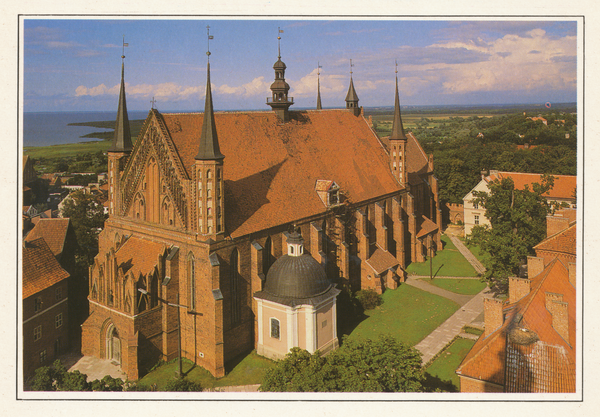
[22,18,578,112]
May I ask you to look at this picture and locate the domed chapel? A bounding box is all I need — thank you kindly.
[81,31,442,379]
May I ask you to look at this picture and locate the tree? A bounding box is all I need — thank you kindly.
[469,174,554,292]
[60,190,107,269]
[259,335,424,392]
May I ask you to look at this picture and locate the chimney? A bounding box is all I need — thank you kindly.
[527,256,545,278]
[546,215,570,237]
[568,262,576,288]
[481,170,487,180]
[484,297,504,336]
[546,292,569,344]
[509,276,531,304]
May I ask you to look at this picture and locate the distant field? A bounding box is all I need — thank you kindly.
[24,140,112,159]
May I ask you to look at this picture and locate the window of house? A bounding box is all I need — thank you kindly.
[34,325,42,342]
[39,350,47,364]
[473,201,479,209]
[270,318,280,339]
[474,215,480,225]
[34,297,42,313]
[55,313,63,328]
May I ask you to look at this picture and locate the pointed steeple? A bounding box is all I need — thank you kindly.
[109,60,133,152]
[345,59,360,116]
[316,63,322,110]
[195,61,224,160]
[390,72,407,141]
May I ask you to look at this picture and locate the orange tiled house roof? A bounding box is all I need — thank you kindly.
[23,237,70,299]
[534,223,576,255]
[159,110,407,237]
[24,218,70,257]
[486,172,576,201]
[457,258,575,392]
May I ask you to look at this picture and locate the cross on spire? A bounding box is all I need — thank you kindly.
[395,59,398,75]
[150,97,156,109]
[206,25,214,61]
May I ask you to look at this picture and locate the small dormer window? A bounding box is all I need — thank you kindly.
[329,190,339,205]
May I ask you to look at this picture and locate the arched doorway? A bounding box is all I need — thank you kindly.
[105,324,121,365]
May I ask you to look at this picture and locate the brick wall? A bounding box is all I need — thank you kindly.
[459,376,504,393]
[484,297,504,336]
[509,277,531,304]
[23,281,70,377]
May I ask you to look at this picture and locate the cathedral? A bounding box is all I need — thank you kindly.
[81,39,442,380]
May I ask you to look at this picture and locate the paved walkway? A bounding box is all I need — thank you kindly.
[405,277,473,306]
[63,350,127,382]
[414,286,490,364]
[447,235,486,275]
[408,231,489,364]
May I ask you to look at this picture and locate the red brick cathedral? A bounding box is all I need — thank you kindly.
[81,43,442,379]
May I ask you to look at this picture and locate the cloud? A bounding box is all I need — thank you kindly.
[217,77,270,97]
[420,28,576,95]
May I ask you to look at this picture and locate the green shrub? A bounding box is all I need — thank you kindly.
[355,289,383,310]
[164,377,203,392]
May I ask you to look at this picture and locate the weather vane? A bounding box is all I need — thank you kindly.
[122,35,128,62]
[318,61,322,77]
[206,26,214,60]
[277,27,284,58]
[350,59,354,76]
[395,59,398,75]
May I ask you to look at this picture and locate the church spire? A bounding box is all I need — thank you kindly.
[316,62,322,110]
[196,28,224,161]
[390,61,407,141]
[345,59,360,116]
[109,36,132,153]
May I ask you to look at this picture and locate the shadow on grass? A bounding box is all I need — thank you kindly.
[422,372,458,392]
[224,350,253,374]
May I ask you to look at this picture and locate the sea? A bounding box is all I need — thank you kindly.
[23,111,150,147]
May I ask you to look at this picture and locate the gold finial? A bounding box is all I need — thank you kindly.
[206,25,214,60]
[121,35,129,61]
[350,58,354,76]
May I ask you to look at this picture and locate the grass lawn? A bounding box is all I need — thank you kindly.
[424,337,476,392]
[346,284,460,347]
[463,239,490,266]
[137,350,275,390]
[419,278,487,295]
[406,235,478,277]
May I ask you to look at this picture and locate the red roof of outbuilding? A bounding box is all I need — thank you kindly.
[23,238,70,299]
[24,218,70,257]
[486,172,576,201]
[160,110,403,237]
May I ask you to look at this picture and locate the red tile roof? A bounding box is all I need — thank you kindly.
[160,110,404,237]
[486,172,576,201]
[457,258,576,392]
[23,238,70,299]
[115,236,166,279]
[416,215,439,239]
[24,218,70,257]
[366,248,399,275]
[534,223,576,255]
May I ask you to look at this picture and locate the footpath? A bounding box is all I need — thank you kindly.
[408,233,489,364]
